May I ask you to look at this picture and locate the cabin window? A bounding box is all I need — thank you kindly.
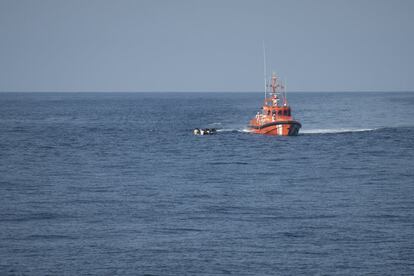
[287,109,291,116]
[278,110,282,115]
[283,110,288,116]
[272,110,276,115]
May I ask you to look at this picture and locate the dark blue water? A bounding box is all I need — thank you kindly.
[1,92,413,275]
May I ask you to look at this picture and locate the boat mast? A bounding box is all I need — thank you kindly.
[263,41,267,100]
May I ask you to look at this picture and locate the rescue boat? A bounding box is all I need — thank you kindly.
[249,72,301,136]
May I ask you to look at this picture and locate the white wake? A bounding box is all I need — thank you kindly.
[301,128,376,134]
[216,128,251,133]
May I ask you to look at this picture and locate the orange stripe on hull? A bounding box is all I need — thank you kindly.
[249,121,301,136]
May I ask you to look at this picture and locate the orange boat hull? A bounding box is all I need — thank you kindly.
[249,120,301,136]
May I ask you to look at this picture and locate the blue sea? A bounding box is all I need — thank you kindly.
[0,92,413,275]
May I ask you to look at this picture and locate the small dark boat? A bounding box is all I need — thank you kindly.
[193,128,217,135]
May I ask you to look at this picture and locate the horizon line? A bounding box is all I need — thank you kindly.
[1,90,414,93]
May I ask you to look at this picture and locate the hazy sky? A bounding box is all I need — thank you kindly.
[0,0,413,92]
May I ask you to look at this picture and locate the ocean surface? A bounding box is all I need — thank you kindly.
[0,92,413,275]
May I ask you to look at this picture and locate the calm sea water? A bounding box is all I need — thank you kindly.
[1,92,413,275]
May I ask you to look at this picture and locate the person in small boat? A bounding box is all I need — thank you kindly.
[193,128,217,135]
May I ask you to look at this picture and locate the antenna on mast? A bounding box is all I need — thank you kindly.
[263,41,267,100]
[283,78,286,105]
